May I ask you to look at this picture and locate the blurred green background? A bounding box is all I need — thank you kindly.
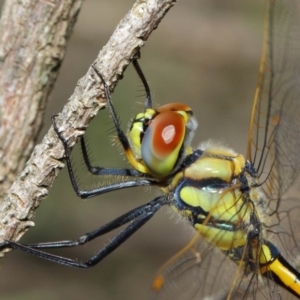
[0,1,265,299]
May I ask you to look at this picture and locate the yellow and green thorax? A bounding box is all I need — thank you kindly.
[167,145,253,251]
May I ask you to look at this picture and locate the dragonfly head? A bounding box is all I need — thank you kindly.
[128,102,198,178]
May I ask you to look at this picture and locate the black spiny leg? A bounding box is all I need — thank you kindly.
[51,59,156,199]
[80,136,141,177]
[132,59,152,108]
[51,116,155,199]
[91,64,151,176]
[0,196,166,267]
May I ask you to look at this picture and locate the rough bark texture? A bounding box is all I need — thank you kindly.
[0,0,176,256]
[0,0,83,199]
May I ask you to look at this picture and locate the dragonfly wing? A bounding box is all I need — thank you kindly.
[246,1,300,298]
[148,234,298,300]
[149,235,237,300]
[247,0,300,201]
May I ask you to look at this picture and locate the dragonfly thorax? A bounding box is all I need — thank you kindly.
[169,143,257,251]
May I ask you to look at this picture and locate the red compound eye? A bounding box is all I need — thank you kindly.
[141,111,186,176]
[151,112,185,157]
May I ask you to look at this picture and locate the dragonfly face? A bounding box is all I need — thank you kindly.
[1,0,300,299]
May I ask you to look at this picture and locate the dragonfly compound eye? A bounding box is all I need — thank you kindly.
[141,111,186,177]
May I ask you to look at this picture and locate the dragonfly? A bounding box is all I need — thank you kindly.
[1,0,300,298]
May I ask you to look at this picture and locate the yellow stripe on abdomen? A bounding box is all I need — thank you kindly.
[267,257,300,296]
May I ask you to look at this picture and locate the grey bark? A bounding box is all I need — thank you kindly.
[0,0,83,201]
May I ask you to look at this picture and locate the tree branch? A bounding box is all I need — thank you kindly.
[0,0,176,256]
